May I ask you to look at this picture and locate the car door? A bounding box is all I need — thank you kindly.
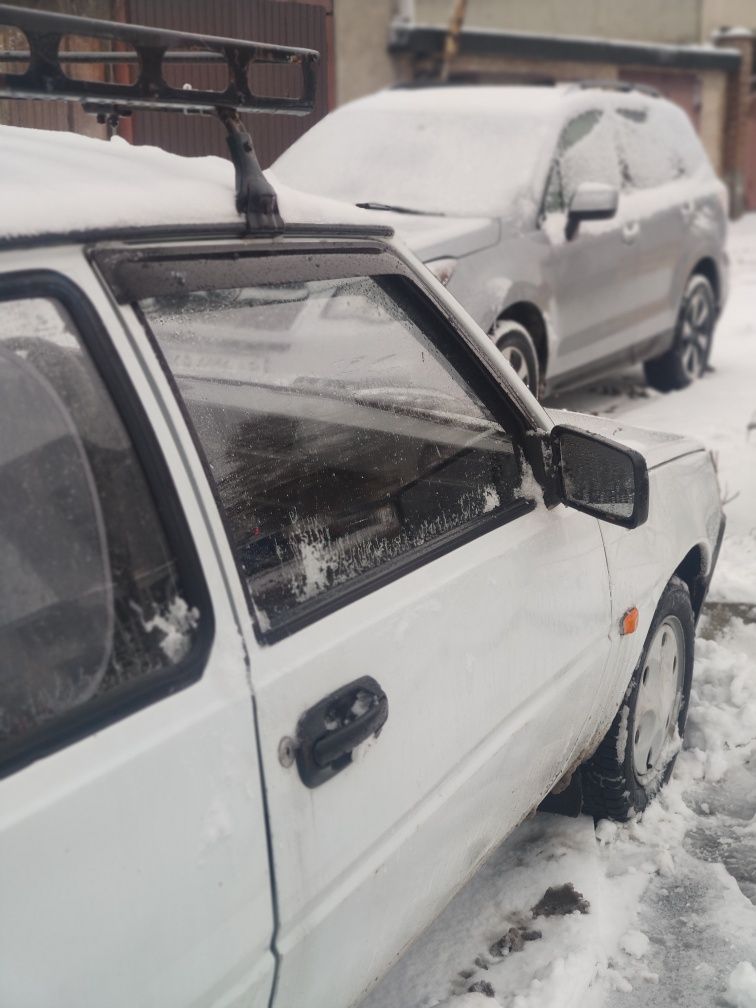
[614,100,692,348]
[0,258,276,1008]
[126,240,615,1008]
[540,106,640,381]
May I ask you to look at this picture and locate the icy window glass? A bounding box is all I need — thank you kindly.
[560,110,621,206]
[544,110,620,214]
[615,103,707,190]
[142,273,527,633]
[272,102,554,217]
[0,298,199,763]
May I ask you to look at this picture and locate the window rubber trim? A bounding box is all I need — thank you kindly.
[0,269,214,779]
[97,244,539,646]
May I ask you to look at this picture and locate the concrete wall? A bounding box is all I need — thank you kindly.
[333,0,397,105]
[703,0,756,38]
[700,68,728,174]
[413,0,702,45]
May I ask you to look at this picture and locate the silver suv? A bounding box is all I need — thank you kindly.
[273,83,729,396]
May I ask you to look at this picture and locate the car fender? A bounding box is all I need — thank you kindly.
[586,449,722,752]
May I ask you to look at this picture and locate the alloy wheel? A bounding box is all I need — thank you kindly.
[680,286,714,380]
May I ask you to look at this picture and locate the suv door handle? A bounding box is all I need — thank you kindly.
[294,676,388,788]
[622,220,640,243]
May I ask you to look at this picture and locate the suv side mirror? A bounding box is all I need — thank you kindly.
[566,182,618,240]
[550,424,649,529]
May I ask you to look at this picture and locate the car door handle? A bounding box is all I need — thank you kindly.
[622,220,640,243]
[294,676,388,788]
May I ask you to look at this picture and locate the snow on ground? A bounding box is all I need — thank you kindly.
[361,216,756,1008]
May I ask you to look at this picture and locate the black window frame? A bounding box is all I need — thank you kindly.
[98,240,540,644]
[0,269,214,779]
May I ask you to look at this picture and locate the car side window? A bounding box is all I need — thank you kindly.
[615,106,684,188]
[543,109,620,214]
[615,103,707,189]
[0,296,202,771]
[140,271,533,636]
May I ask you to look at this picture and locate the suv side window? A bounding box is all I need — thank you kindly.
[139,269,532,636]
[616,106,683,188]
[616,103,706,189]
[0,295,203,772]
[543,109,620,214]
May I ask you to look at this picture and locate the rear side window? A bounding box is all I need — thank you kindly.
[139,270,531,636]
[616,102,708,189]
[0,295,204,772]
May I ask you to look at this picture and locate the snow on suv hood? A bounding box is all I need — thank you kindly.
[356,208,500,262]
[548,409,706,469]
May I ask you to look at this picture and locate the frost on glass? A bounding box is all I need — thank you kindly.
[615,103,707,190]
[143,274,528,630]
[559,110,621,208]
[0,298,198,756]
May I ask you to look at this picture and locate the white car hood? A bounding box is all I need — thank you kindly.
[356,209,500,261]
[548,409,706,469]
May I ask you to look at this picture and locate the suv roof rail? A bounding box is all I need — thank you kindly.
[570,79,661,98]
[0,4,321,232]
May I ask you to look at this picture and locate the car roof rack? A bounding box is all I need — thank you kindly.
[0,4,320,232]
[571,79,661,98]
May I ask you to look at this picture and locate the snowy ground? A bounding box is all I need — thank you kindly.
[361,216,756,1008]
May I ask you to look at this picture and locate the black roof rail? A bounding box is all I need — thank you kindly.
[0,4,321,232]
[570,79,661,98]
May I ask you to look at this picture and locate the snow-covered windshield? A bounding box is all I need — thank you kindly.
[273,104,554,218]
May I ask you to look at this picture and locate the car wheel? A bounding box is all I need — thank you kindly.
[581,576,694,821]
[644,275,716,392]
[492,319,539,393]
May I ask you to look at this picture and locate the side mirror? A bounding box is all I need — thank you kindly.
[566,182,618,240]
[551,424,649,529]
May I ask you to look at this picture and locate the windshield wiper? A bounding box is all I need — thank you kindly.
[355,201,445,216]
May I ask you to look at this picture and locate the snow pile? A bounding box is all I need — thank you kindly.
[0,125,373,238]
[725,962,756,1008]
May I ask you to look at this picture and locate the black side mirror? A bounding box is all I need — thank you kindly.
[550,424,649,529]
[565,182,619,240]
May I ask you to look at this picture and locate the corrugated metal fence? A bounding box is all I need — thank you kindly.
[0,0,332,167]
[127,0,332,166]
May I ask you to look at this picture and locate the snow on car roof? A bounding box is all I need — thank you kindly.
[345,84,571,118]
[0,124,376,241]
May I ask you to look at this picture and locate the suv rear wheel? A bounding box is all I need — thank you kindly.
[492,319,539,393]
[644,275,716,392]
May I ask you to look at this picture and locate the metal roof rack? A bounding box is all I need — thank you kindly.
[0,4,321,232]
[571,79,661,98]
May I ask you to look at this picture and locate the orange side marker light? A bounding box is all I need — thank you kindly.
[620,607,639,636]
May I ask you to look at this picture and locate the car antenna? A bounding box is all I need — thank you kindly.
[0,4,319,233]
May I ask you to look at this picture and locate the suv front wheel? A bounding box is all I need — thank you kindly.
[492,318,539,393]
[644,275,716,392]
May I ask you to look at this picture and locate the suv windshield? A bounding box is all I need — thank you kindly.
[273,105,553,218]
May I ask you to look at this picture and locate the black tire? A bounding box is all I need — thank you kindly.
[644,275,716,392]
[491,319,539,393]
[581,576,694,821]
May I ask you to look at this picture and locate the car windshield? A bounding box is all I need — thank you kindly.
[273,104,553,218]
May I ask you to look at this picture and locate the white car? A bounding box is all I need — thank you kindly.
[0,8,725,1008]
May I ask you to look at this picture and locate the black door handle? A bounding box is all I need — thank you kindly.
[295,676,388,788]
